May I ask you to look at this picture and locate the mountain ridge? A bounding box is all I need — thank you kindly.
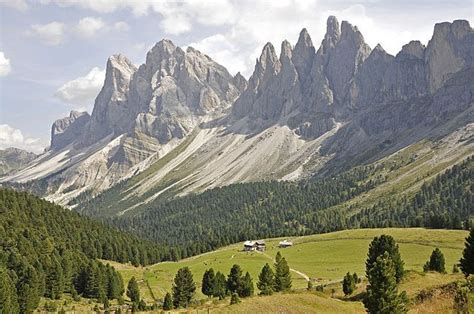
[1,16,472,213]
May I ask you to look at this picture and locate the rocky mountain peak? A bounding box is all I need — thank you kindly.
[258,42,280,72]
[233,72,248,92]
[425,19,473,92]
[321,16,341,53]
[51,110,91,150]
[280,40,293,61]
[398,41,425,60]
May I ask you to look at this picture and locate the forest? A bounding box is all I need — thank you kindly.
[110,157,473,258]
[0,188,176,313]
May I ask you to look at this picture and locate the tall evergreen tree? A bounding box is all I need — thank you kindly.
[0,268,19,314]
[239,272,254,297]
[201,268,215,297]
[342,272,356,296]
[364,252,408,314]
[424,248,446,273]
[460,227,474,277]
[274,252,292,291]
[227,264,243,294]
[126,277,140,303]
[366,235,404,283]
[212,272,227,300]
[172,267,196,308]
[45,256,64,299]
[17,265,41,313]
[163,292,173,311]
[257,263,274,295]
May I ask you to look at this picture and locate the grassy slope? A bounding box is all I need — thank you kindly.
[108,228,468,302]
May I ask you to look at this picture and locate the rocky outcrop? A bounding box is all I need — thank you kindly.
[51,110,90,150]
[0,148,37,176]
[129,41,240,143]
[82,54,137,146]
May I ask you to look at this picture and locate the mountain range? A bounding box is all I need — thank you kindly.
[1,16,473,216]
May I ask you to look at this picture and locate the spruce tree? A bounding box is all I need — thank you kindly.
[212,272,227,300]
[274,252,292,291]
[45,256,64,299]
[239,272,254,297]
[17,265,41,313]
[227,264,243,294]
[126,277,140,303]
[342,272,355,296]
[460,227,474,277]
[172,267,196,308]
[202,268,215,297]
[257,263,274,295]
[366,235,405,283]
[364,252,408,314]
[0,268,19,314]
[424,248,446,273]
[163,292,173,310]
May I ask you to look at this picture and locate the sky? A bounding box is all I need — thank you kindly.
[0,0,472,153]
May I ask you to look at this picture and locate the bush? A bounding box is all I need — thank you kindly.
[453,285,469,313]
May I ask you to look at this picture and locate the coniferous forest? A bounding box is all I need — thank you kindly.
[110,157,473,258]
[0,188,175,312]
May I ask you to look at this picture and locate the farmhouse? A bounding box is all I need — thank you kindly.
[278,240,293,248]
[243,240,266,251]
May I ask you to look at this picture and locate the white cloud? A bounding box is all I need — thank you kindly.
[55,67,105,109]
[30,22,65,45]
[113,21,130,32]
[0,124,47,153]
[0,0,28,11]
[75,17,105,38]
[0,52,11,76]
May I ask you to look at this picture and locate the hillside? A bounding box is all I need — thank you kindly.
[107,228,468,300]
[24,227,471,313]
[96,149,473,258]
[0,188,174,313]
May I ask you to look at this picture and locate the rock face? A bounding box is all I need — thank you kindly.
[51,111,90,150]
[1,17,472,210]
[0,148,37,176]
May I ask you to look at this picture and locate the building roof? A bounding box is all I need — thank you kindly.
[279,240,293,246]
[244,241,255,247]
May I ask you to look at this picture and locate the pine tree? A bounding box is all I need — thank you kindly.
[202,268,215,297]
[364,252,408,314]
[424,248,446,273]
[17,265,41,313]
[274,252,292,291]
[239,272,254,297]
[0,268,19,314]
[342,272,355,296]
[172,267,196,308]
[163,292,173,310]
[126,277,140,303]
[460,227,474,277]
[212,272,227,300]
[227,264,243,294]
[45,256,64,299]
[366,235,405,283]
[257,263,274,295]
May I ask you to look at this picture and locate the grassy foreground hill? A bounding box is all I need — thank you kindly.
[108,228,468,301]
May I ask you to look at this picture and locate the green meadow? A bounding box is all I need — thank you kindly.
[108,228,468,302]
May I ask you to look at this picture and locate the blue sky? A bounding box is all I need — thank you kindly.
[0,0,472,153]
